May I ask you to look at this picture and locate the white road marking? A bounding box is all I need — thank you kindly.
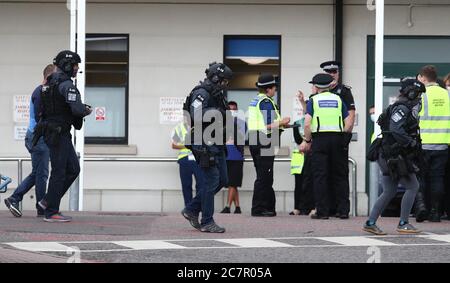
[216,238,293,248]
[6,242,71,252]
[316,236,398,246]
[5,234,450,253]
[420,234,450,243]
[111,240,187,250]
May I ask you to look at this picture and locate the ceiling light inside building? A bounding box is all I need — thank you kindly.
[240,57,270,65]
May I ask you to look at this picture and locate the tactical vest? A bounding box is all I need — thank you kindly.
[41,79,73,131]
[379,100,420,148]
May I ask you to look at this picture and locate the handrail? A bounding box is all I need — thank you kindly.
[0,156,358,216]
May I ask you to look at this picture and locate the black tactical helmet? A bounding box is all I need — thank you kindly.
[53,50,81,76]
[205,62,233,84]
[400,77,426,100]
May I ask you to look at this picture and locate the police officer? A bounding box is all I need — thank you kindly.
[289,91,314,215]
[320,61,355,218]
[35,50,92,222]
[300,73,352,219]
[363,78,425,235]
[248,74,290,217]
[416,65,450,222]
[181,62,232,233]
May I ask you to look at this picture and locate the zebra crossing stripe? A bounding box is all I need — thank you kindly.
[316,236,398,246]
[111,240,187,250]
[216,238,293,248]
[6,242,71,252]
[420,235,450,243]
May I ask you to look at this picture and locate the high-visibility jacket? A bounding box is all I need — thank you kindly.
[290,148,305,175]
[419,84,450,145]
[310,92,344,133]
[174,123,192,160]
[248,93,281,134]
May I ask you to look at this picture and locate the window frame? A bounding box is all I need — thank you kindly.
[84,33,130,145]
[223,35,282,110]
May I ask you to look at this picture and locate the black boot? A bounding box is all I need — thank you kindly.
[415,191,428,223]
[428,196,441,223]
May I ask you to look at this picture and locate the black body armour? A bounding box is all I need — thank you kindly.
[41,79,73,132]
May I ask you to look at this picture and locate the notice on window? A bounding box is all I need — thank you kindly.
[95,107,106,121]
[14,95,30,123]
[14,126,28,141]
[160,97,185,124]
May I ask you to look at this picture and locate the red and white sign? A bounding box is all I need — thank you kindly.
[14,95,31,123]
[95,107,106,121]
[160,97,185,124]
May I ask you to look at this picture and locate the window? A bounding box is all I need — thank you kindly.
[224,36,281,113]
[84,34,129,144]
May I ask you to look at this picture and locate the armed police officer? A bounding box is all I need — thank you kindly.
[181,62,233,233]
[363,78,425,235]
[35,50,92,222]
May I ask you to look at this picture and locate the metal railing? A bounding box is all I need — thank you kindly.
[0,156,358,216]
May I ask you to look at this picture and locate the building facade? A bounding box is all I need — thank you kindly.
[1,0,450,215]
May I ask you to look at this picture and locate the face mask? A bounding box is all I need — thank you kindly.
[230,110,237,117]
[370,114,376,123]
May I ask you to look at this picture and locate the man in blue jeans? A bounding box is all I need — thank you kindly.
[4,64,54,217]
[171,120,205,206]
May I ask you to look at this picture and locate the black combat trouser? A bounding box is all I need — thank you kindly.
[43,134,80,217]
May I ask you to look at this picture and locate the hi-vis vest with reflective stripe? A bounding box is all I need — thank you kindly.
[248,93,281,134]
[174,123,192,160]
[290,148,305,175]
[419,85,450,145]
[310,92,344,133]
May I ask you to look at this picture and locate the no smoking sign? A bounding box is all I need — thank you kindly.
[95,107,106,121]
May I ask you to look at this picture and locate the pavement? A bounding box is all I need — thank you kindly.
[0,211,449,263]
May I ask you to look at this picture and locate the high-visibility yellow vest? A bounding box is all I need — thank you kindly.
[290,148,305,175]
[310,92,344,133]
[174,123,192,160]
[419,84,450,145]
[371,132,376,143]
[248,93,281,134]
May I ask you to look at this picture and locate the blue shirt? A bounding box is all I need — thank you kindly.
[226,117,246,161]
[226,145,244,161]
[28,85,42,132]
[259,99,276,126]
[306,97,349,119]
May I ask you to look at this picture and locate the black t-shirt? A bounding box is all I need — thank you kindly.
[330,84,356,111]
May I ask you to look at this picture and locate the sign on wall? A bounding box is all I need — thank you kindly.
[13,95,30,123]
[14,126,28,141]
[160,97,185,124]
